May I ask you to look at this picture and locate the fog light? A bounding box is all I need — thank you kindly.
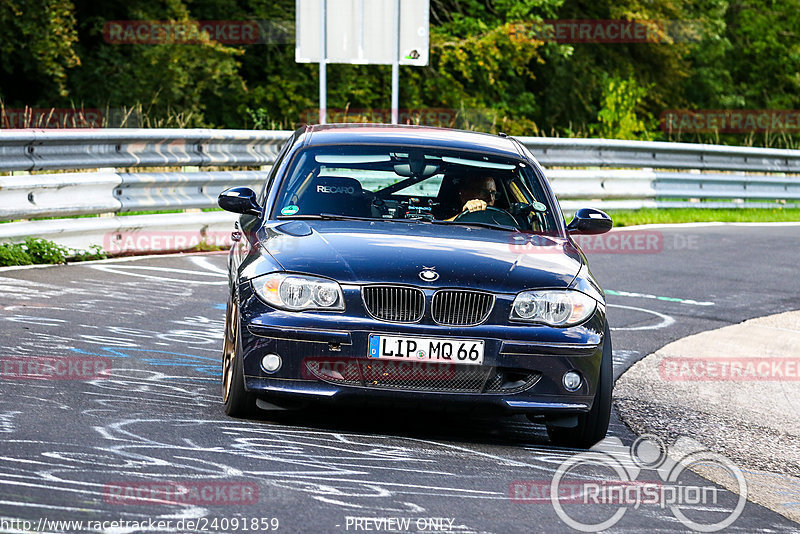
[261,354,282,373]
[563,371,582,391]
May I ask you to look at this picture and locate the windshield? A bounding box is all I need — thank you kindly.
[272,144,559,233]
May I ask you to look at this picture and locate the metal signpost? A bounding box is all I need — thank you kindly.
[296,0,430,124]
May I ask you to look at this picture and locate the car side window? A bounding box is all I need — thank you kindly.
[259,136,295,205]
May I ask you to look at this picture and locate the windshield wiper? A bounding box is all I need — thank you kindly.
[277,213,424,223]
[276,213,376,222]
[277,213,514,231]
[432,220,518,232]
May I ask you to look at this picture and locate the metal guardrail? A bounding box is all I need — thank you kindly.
[545,168,800,210]
[520,137,800,173]
[1,129,799,254]
[0,129,291,172]
[0,129,290,253]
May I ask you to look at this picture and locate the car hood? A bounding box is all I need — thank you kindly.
[254,220,582,293]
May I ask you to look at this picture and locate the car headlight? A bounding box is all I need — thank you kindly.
[510,289,597,326]
[252,273,344,311]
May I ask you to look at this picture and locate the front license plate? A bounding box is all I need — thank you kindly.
[368,335,484,365]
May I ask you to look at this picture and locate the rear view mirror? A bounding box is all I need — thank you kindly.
[218,187,262,216]
[566,208,613,235]
[393,149,440,178]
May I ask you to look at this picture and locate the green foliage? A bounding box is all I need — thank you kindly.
[0,0,81,99]
[22,238,70,264]
[246,107,289,130]
[191,239,226,253]
[0,239,107,267]
[723,0,800,110]
[592,75,654,140]
[69,245,108,262]
[1,0,799,146]
[0,243,33,266]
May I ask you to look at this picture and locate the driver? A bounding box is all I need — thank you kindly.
[445,176,497,220]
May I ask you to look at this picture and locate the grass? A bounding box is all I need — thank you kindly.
[605,208,800,227]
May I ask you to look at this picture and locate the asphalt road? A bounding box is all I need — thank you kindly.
[0,224,798,533]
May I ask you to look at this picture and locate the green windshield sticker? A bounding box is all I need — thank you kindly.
[281,205,299,215]
[532,201,547,212]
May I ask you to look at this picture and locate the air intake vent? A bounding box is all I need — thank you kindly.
[362,286,424,323]
[432,290,494,326]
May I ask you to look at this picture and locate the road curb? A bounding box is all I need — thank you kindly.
[614,310,800,525]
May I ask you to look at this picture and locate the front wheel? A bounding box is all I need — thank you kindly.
[546,322,613,448]
[222,295,256,417]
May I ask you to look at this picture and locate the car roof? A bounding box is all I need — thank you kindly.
[299,123,523,159]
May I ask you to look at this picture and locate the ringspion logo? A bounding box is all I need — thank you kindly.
[511,435,747,532]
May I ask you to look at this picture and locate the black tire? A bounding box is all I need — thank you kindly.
[546,322,613,448]
[222,295,256,417]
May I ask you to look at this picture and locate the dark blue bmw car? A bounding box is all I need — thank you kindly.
[218,124,614,448]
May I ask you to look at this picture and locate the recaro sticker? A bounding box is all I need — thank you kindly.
[316,185,355,194]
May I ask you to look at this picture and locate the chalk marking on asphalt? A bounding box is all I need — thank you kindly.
[0,497,110,514]
[88,265,224,277]
[402,438,541,469]
[0,251,230,273]
[608,304,676,331]
[86,265,226,285]
[273,477,503,496]
[189,256,229,275]
[314,496,367,508]
[606,289,714,307]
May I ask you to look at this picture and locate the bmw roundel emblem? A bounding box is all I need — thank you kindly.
[419,267,439,282]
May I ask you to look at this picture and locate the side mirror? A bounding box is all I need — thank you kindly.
[218,187,262,216]
[566,208,613,235]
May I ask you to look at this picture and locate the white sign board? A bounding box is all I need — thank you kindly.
[296,0,429,66]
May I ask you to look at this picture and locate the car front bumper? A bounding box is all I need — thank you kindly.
[236,284,607,416]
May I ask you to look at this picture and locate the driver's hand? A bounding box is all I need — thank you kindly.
[462,199,487,212]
